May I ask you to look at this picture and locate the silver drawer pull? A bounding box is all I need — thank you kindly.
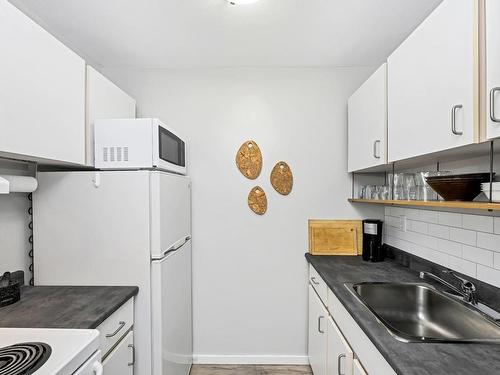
[490,87,500,123]
[373,140,381,159]
[451,104,463,135]
[318,316,325,334]
[128,344,135,366]
[105,321,126,338]
[338,353,347,375]
[310,277,320,285]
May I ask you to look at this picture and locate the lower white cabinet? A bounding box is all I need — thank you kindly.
[327,317,353,375]
[97,297,135,375]
[96,298,134,358]
[308,266,397,375]
[103,331,134,375]
[353,359,367,375]
[308,285,328,375]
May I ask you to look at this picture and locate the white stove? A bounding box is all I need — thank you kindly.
[0,328,102,375]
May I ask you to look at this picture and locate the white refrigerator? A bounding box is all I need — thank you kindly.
[33,170,192,375]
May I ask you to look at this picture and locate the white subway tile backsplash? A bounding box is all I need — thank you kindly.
[477,265,500,289]
[494,253,500,270]
[494,217,500,235]
[449,227,476,246]
[385,215,400,228]
[405,231,438,250]
[477,232,500,253]
[448,256,477,278]
[437,239,462,257]
[409,220,427,234]
[419,210,438,224]
[428,223,450,240]
[404,209,420,221]
[438,212,462,227]
[463,214,494,233]
[462,245,494,267]
[419,247,449,266]
[386,206,406,217]
[385,207,500,289]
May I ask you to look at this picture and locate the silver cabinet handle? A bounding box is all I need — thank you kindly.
[105,321,126,338]
[373,140,381,159]
[317,316,325,334]
[128,344,135,366]
[310,277,320,285]
[451,104,463,135]
[490,87,500,123]
[338,353,347,375]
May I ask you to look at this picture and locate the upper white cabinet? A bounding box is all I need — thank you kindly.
[348,64,387,172]
[388,0,478,162]
[485,0,500,140]
[85,66,136,166]
[0,0,86,164]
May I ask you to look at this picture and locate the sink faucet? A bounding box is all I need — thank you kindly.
[419,270,478,305]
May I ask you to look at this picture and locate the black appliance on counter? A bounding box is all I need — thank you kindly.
[362,219,384,262]
[0,271,22,307]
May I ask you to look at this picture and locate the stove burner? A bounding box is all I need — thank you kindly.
[0,343,51,375]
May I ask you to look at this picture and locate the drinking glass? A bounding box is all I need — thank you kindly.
[404,173,417,200]
[359,185,366,199]
[379,186,390,200]
[393,173,405,200]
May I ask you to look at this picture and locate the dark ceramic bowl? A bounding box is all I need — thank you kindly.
[425,173,494,201]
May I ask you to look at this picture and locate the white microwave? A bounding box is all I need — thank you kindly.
[94,118,187,175]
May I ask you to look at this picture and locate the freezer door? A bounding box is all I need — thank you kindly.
[150,171,191,259]
[151,240,192,375]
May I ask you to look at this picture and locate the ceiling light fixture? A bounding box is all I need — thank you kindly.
[226,0,262,5]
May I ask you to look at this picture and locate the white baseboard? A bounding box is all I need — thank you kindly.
[193,354,309,365]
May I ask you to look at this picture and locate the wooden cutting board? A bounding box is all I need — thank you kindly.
[308,220,362,256]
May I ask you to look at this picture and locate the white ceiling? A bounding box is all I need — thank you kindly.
[10,0,442,68]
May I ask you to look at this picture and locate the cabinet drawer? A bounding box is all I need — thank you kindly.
[97,298,134,357]
[103,331,134,375]
[309,265,328,306]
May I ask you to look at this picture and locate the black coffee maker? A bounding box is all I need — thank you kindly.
[362,219,384,262]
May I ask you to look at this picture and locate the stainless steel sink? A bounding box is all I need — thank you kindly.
[346,282,500,343]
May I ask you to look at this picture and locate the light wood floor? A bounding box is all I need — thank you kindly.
[190,365,313,375]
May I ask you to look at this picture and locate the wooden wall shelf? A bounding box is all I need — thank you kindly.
[348,199,500,212]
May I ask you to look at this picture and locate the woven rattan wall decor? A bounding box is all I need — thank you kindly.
[247,186,267,215]
[270,161,293,195]
[235,140,262,180]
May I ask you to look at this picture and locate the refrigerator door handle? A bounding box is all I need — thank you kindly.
[157,236,191,259]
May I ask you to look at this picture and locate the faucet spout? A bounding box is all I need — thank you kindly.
[420,270,478,306]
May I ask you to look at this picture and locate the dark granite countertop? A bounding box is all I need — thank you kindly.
[0,286,138,329]
[305,253,500,375]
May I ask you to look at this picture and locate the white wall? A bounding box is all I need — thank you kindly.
[0,159,35,277]
[104,67,382,363]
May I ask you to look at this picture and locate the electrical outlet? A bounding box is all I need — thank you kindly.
[400,215,408,232]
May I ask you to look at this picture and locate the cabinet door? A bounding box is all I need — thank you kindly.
[388,0,477,162]
[353,359,367,375]
[103,331,134,375]
[348,64,387,172]
[0,0,86,164]
[309,285,327,375]
[85,66,136,166]
[486,0,500,139]
[327,317,353,375]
